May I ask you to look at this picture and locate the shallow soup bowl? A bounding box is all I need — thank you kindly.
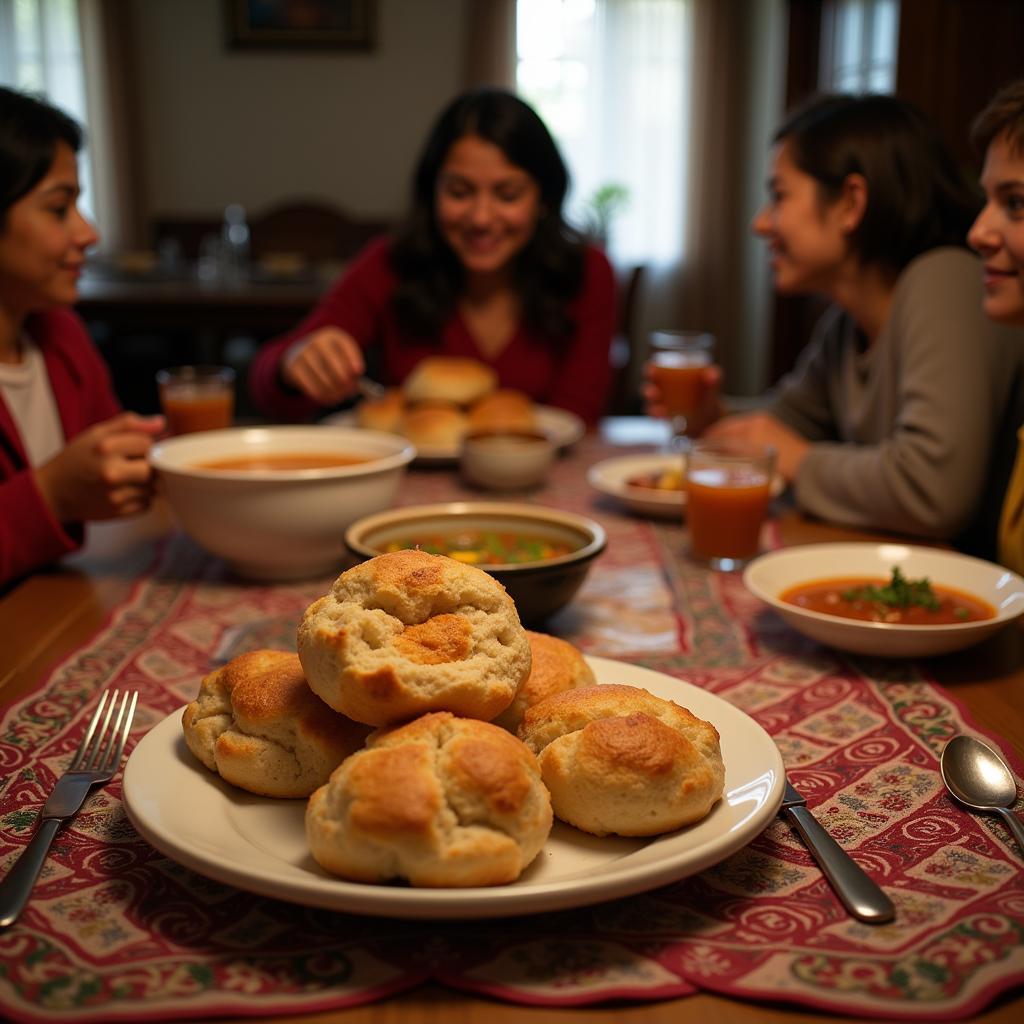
[345,501,607,623]
[743,543,1024,657]
[149,426,415,581]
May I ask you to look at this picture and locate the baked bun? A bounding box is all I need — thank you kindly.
[306,711,552,886]
[181,649,371,798]
[355,388,404,433]
[492,631,596,733]
[298,549,531,726]
[399,402,468,449]
[403,356,497,406]
[467,389,537,434]
[518,684,724,836]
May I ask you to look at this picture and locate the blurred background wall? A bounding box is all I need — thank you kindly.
[4,0,1022,409]
[132,0,468,223]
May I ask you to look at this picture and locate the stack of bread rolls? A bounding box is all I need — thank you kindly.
[182,548,725,888]
[355,355,538,449]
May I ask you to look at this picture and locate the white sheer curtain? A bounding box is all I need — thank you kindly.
[517,0,690,269]
[0,0,94,221]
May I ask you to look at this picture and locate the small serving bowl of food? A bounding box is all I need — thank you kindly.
[743,542,1024,657]
[460,429,556,491]
[149,426,415,580]
[345,501,606,623]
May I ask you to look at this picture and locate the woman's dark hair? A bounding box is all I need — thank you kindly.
[775,93,978,273]
[390,88,585,339]
[0,86,83,225]
[971,79,1024,159]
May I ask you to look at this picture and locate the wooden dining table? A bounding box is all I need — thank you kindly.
[1,418,1022,1024]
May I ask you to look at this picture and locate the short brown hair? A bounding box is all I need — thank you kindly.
[971,79,1024,158]
[775,93,977,273]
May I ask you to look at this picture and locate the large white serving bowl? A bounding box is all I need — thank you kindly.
[149,426,415,580]
[743,543,1024,657]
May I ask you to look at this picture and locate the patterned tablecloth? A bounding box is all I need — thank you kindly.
[1,436,1023,1022]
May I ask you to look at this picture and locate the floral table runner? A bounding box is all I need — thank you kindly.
[1,440,1022,1022]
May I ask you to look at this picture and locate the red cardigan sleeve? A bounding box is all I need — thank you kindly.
[0,309,122,587]
[248,236,395,420]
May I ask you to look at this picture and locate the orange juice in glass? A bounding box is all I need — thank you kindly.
[647,331,715,444]
[685,439,775,571]
[156,365,235,435]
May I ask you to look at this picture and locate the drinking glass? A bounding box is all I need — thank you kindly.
[685,439,776,572]
[156,365,235,435]
[646,330,716,446]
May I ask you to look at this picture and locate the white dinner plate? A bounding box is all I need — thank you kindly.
[587,452,786,519]
[744,543,1024,657]
[123,657,783,919]
[322,405,585,464]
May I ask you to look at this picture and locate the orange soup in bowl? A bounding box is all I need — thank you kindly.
[195,453,371,471]
[780,568,995,625]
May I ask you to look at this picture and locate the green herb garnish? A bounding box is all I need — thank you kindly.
[841,567,941,612]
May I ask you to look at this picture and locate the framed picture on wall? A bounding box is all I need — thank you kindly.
[225,0,374,50]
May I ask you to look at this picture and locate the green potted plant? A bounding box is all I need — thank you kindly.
[581,183,630,247]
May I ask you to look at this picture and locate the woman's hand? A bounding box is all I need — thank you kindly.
[282,327,365,406]
[641,362,723,435]
[702,411,809,481]
[34,412,166,524]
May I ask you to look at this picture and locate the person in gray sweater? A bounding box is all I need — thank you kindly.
[703,94,1024,559]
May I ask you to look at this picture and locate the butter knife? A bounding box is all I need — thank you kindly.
[356,377,386,400]
[781,780,895,923]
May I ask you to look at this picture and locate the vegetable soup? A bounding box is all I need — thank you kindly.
[780,567,995,625]
[383,530,576,566]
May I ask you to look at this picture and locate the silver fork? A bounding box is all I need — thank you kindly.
[0,689,138,928]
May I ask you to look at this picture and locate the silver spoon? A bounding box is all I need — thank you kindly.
[940,735,1024,857]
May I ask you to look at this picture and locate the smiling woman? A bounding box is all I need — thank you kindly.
[967,81,1024,578]
[693,94,1024,564]
[0,87,164,588]
[248,87,616,426]
[969,80,1024,328]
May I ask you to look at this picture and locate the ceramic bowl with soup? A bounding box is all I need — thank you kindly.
[345,502,607,623]
[743,543,1024,657]
[149,426,415,580]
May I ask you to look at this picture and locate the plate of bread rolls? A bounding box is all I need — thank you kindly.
[123,550,784,919]
[322,356,585,463]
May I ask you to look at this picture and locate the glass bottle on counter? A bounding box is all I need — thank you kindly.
[220,203,250,281]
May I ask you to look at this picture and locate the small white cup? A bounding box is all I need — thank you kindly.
[460,430,556,490]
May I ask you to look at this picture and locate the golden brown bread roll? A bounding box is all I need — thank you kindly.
[355,388,405,433]
[181,649,371,798]
[297,549,531,726]
[305,711,553,886]
[518,683,724,836]
[403,356,497,406]
[491,631,596,733]
[398,402,468,449]
[466,389,538,434]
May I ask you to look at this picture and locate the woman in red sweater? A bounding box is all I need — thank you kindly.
[249,88,616,426]
[0,87,163,587]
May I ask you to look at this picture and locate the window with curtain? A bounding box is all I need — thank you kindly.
[819,0,900,93]
[516,0,690,268]
[0,0,93,220]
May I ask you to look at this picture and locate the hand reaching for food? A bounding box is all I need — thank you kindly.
[282,327,365,406]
